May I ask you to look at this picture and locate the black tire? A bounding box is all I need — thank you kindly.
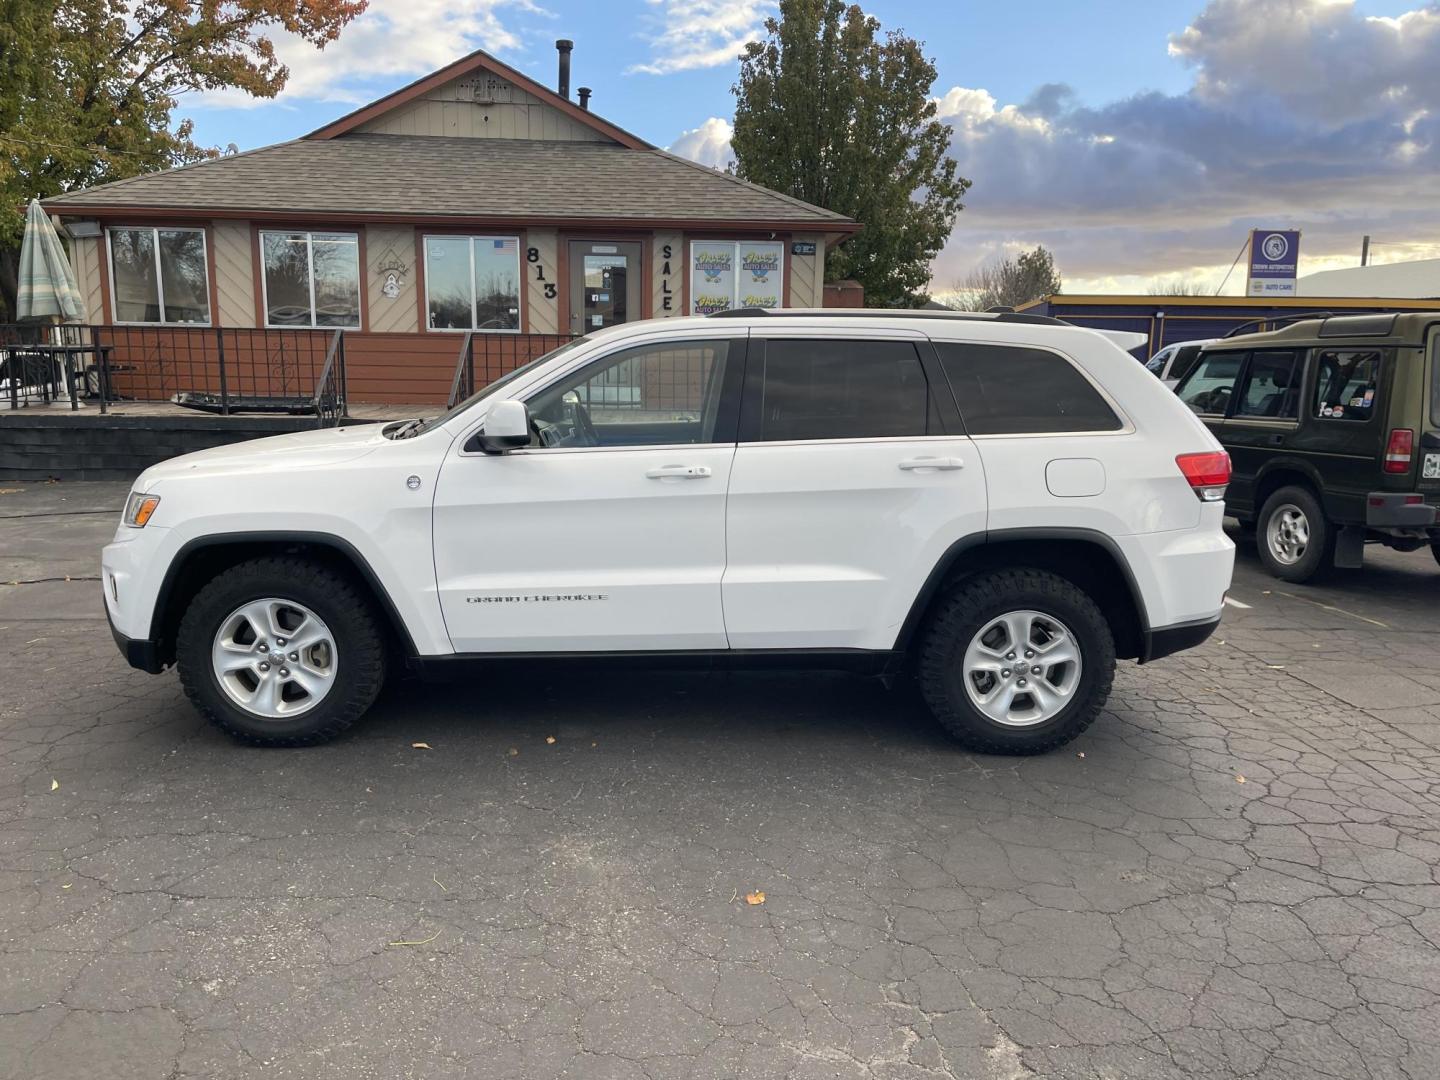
[1256,485,1335,583]
[916,568,1116,755]
[176,556,387,746]
[1432,541,1440,570]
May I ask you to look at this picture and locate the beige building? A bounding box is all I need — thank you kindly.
[43,45,856,404]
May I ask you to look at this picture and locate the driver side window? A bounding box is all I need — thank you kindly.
[1177,351,1245,417]
[524,338,737,449]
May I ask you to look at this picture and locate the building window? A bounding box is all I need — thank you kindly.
[424,236,521,331]
[107,227,210,324]
[689,241,784,315]
[260,231,362,328]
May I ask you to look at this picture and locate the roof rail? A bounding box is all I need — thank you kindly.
[1222,310,1334,339]
[707,307,1068,327]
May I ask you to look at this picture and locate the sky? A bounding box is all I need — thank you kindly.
[180,0,1440,297]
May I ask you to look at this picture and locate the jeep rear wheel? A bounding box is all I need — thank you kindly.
[917,569,1116,755]
[176,557,386,746]
[1257,485,1334,583]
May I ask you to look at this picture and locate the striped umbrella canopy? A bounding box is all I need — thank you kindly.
[16,198,87,322]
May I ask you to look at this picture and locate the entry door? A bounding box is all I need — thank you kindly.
[433,334,744,653]
[722,336,987,651]
[568,241,642,335]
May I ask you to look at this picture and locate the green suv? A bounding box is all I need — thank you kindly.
[1173,312,1440,582]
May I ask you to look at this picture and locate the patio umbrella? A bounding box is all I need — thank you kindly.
[16,198,86,322]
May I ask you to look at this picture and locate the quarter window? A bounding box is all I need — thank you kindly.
[1233,350,1300,419]
[108,227,210,324]
[526,339,735,448]
[260,231,361,328]
[756,340,929,441]
[1176,351,1245,416]
[935,343,1122,434]
[1313,350,1381,421]
[425,236,521,331]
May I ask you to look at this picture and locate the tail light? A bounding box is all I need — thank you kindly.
[1176,451,1230,502]
[1383,428,1414,474]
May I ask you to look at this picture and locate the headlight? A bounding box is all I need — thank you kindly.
[123,491,161,528]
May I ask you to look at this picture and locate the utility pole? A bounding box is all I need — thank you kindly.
[1360,235,1371,266]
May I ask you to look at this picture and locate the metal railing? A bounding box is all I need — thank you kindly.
[447,330,573,410]
[0,323,347,426]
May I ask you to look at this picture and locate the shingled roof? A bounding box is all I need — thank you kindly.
[44,134,853,231]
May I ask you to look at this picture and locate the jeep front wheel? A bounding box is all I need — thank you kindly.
[917,569,1116,755]
[176,557,387,746]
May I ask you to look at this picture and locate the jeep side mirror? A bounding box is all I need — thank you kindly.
[473,399,530,454]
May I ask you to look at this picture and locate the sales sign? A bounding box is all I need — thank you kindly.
[689,241,784,314]
[1246,229,1301,297]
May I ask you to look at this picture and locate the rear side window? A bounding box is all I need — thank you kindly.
[1177,351,1244,416]
[1145,348,1171,374]
[935,342,1122,435]
[1233,350,1301,419]
[1313,350,1381,421]
[756,339,929,441]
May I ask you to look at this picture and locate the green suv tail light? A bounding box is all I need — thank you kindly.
[1383,428,1414,475]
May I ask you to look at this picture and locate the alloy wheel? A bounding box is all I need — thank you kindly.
[211,598,337,718]
[1266,503,1309,566]
[962,609,1083,728]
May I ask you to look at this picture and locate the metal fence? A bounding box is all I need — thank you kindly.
[0,324,346,424]
[447,330,574,409]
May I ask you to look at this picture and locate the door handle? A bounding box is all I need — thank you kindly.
[645,464,712,480]
[898,456,964,471]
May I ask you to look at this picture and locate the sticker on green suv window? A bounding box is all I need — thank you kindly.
[1424,453,1440,480]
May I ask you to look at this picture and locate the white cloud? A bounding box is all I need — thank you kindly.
[192,0,547,109]
[668,117,734,169]
[627,0,774,75]
[926,0,1440,293]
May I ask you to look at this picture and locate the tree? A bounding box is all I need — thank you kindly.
[948,246,1061,311]
[1147,279,1211,296]
[0,0,365,318]
[731,0,969,308]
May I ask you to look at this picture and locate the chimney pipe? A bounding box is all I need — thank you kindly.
[556,39,573,99]
[577,86,591,110]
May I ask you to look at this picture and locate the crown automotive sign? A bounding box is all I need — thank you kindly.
[1246,229,1301,297]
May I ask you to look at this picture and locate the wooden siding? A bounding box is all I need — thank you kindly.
[652,231,682,318]
[70,235,105,322]
[365,225,419,333]
[525,228,560,333]
[212,220,255,327]
[788,233,824,308]
[355,75,611,142]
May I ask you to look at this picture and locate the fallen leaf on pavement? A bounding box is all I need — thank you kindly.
[508,748,519,757]
[50,779,58,791]
[1236,775,1247,784]
[61,883,72,890]
[1076,752,1085,759]
[411,742,432,750]
[745,891,766,906]
[545,735,556,745]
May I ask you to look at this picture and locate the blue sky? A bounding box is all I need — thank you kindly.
[179,0,1440,293]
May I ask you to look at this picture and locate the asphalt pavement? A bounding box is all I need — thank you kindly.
[1,479,1437,1080]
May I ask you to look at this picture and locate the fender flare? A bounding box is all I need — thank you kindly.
[149,531,419,657]
[893,526,1151,653]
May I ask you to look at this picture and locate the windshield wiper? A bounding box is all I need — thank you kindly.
[387,418,426,440]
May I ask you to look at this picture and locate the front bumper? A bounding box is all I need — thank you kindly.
[1141,614,1222,663]
[105,595,165,673]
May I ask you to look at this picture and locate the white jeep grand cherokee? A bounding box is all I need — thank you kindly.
[104,309,1234,754]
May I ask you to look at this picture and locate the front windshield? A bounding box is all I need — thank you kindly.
[415,336,591,433]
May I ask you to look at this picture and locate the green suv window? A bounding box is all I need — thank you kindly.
[1313,350,1381,421]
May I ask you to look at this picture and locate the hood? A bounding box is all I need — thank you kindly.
[135,422,394,489]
